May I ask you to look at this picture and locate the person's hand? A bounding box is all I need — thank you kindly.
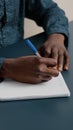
[1,56,59,84]
[39,33,70,72]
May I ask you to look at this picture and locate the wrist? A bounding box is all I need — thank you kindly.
[48,33,65,44]
[0,58,14,78]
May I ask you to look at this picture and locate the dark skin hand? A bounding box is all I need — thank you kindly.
[39,33,70,72]
[0,33,69,84]
[0,56,59,84]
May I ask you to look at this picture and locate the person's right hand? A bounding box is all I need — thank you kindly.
[1,56,59,84]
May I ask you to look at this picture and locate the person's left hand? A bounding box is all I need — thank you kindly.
[38,33,70,72]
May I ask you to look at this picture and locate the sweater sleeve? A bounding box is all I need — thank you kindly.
[0,1,5,69]
[25,0,69,47]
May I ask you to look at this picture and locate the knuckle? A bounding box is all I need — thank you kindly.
[45,48,51,55]
[52,47,57,53]
[38,57,43,63]
[55,71,59,77]
[35,76,42,83]
[46,48,49,53]
[59,51,63,57]
[53,60,57,65]
[38,57,46,64]
[37,65,44,72]
[37,57,45,64]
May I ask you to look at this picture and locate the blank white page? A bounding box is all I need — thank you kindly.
[0,73,70,101]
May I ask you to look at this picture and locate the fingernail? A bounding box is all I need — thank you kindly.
[58,66,63,72]
[64,66,68,70]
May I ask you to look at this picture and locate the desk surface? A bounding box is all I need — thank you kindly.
[0,21,73,130]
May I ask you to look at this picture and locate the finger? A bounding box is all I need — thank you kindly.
[44,48,51,58]
[51,47,58,60]
[51,48,58,69]
[36,65,59,77]
[35,75,52,83]
[64,51,70,70]
[58,52,64,72]
[38,46,51,57]
[41,76,52,82]
[39,57,57,67]
[47,68,59,77]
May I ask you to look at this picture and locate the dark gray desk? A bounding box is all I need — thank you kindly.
[0,21,73,130]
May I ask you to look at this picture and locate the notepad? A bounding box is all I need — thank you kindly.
[0,73,70,101]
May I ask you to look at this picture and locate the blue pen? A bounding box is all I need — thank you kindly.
[25,39,40,57]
